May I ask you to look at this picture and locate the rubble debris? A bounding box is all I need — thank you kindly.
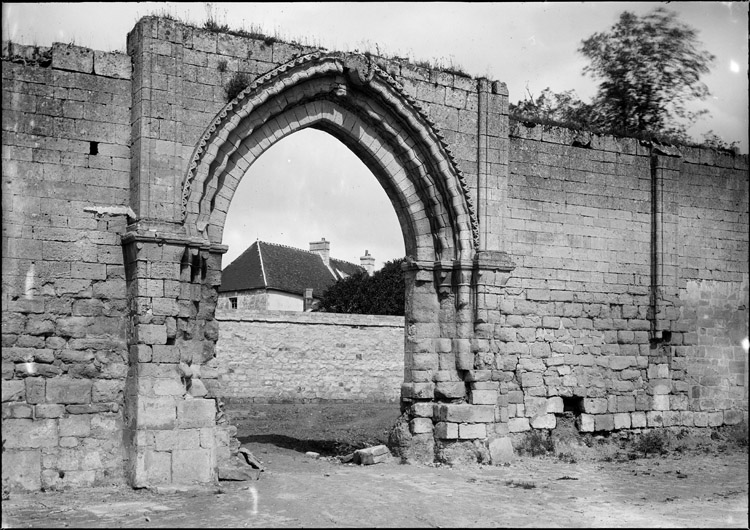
[305,451,320,459]
[354,445,391,465]
[239,447,265,471]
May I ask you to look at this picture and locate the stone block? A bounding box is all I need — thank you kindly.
[707,412,723,427]
[435,404,495,423]
[434,422,458,439]
[411,402,433,418]
[616,395,636,412]
[521,372,543,387]
[693,411,708,427]
[647,364,670,379]
[93,50,131,79]
[530,414,556,429]
[661,411,680,427]
[546,396,564,413]
[594,414,615,431]
[59,415,91,437]
[613,413,631,430]
[152,345,180,363]
[723,410,744,425]
[458,423,487,439]
[138,324,167,345]
[508,417,530,433]
[52,43,93,73]
[35,404,65,418]
[45,379,92,404]
[669,394,689,411]
[583,398,608,414]
[410,418,433,434]
[355,445,390,465]
[177,398,216,428]
[652,395,669,411]
[3,418,58,448]
[155,429,201,451]
[470,389,497,405]
[2,380,25,402]
[609,356,635,370]
[578,414,595,432]
[134,449,171,487]
[2,449,41,491]
[488,437,514,465]
[650,380,671,395]
[435,381,466,399]
[646,411,663,427]
[92,380,123,403]
[630,411,647,428]
[136,397,176,429]
[401,382,434,399]
[507,390,524,404]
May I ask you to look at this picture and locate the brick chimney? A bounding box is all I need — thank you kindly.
[309,237,330,267]
[360,250,375,276]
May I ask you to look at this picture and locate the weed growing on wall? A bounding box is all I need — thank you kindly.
[224,71,251,103]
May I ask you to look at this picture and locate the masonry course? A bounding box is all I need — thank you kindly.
[2,16,748,491]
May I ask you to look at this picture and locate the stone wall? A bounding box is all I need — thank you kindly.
[214,310,404,403]
[2,42,132,491]
[501,123,748,433]
[1,16,748,490]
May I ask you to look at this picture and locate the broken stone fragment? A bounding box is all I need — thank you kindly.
[238,447,265,471]
[305,451,320,459]
[355,445,391,465]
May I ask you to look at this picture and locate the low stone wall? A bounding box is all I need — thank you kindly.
[214,310,405,403]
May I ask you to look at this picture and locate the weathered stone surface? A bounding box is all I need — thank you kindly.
[2,450,41,491]
[488,437,514,465]
[355,445,390,465]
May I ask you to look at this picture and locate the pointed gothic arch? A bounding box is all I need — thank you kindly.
[181,52,478,263]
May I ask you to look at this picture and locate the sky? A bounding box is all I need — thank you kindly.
[3,2,748,269]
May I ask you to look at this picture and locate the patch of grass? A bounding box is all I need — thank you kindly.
[505,480,536,489]
[224,71,251,103]
[517,430,555,457]
[557,452,577,464]
[509,114,741,154]
[633,430,668,457]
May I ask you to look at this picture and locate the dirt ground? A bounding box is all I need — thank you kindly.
[2,403,748,528]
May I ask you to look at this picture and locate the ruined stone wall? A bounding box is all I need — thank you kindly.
[214,310,404,403]
[2,42,132,491]
[2,16,748,490]
[503,122,748,433]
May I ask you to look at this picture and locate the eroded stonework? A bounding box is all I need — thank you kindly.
[2,16,748,490]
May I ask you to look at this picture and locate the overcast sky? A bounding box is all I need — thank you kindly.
[4,2,748,269]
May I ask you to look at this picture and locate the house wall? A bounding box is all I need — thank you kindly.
[217,290,305,311]
[214,310,404,402]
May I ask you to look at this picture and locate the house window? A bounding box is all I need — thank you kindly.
[229,297,238,309]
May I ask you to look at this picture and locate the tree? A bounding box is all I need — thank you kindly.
[509,87,597,129]
[510,9,715,142]
[315,258,405,316]
[579,8,715,138]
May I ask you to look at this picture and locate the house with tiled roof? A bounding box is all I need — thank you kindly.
[217,238,376,311]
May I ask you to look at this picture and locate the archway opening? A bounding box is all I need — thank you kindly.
[215,128,406,456]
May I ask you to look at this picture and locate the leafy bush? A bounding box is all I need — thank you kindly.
[633,430,668,456]
[517,430,555,457]
[224,72,251,102]
[315,258,405,316]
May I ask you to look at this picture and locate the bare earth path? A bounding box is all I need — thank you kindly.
[2,404,747,528]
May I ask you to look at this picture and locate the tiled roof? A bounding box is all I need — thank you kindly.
[219,241,364,297]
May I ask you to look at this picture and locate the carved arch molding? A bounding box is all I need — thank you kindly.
[181,51,479,264]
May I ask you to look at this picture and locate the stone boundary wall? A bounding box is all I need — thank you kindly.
[503,122,748,433]
[1,20,748,491]
[214,310,405,403]
[2,42,132,491]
